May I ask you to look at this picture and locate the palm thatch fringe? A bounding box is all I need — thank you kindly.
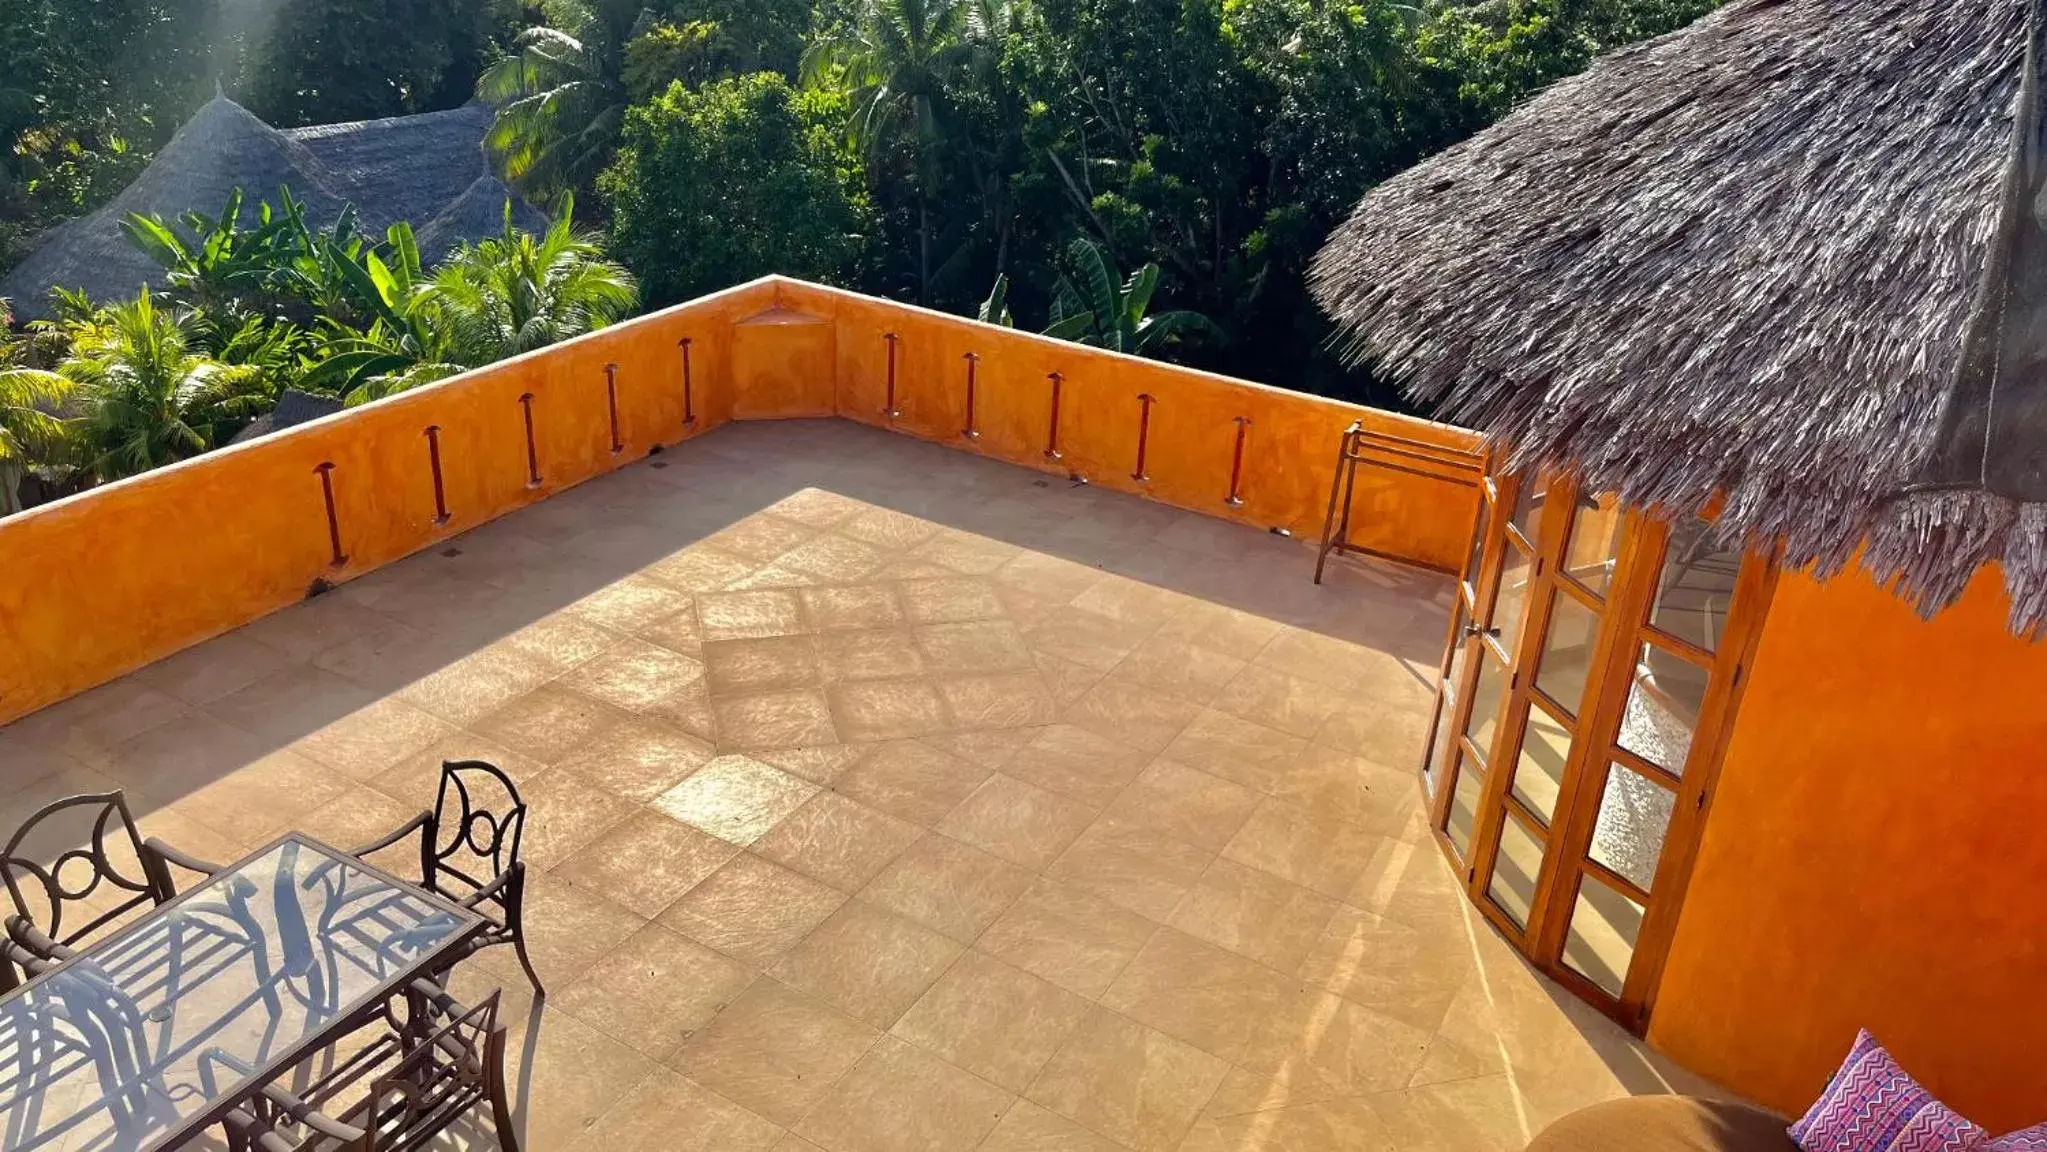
[1309,0,2047,634]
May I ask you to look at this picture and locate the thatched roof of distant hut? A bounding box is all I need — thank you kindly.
[1310,0,2047,632]
[0,97,547,319]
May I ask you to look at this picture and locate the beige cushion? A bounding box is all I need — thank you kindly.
[1526,1096,1799,1152]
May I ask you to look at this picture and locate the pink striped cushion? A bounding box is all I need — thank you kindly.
[1987,1126,2047,1151]
[1789,1031,1987,1152]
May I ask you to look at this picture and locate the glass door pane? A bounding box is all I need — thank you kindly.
[1463,649,1509,761]
[1651,523,1742,652]
[1534,590,1601,714]
[1563,874,1646,998]
[1447,751,1482,861]
[1487,814,1544,929]
[1510,701,1571,825]
[1588,763,1676,891]
[1562,495,1625,595]
[1617,642,1708,773]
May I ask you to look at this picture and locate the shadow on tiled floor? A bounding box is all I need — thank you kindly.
[0,419,1720,1151]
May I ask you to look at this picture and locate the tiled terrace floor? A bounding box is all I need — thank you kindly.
[0,419,1718,1151]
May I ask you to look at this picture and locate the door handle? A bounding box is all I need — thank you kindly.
[1463,625,1502,640]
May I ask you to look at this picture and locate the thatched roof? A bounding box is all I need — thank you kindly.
[228,388,343,445]
[0,96,546,319]
[1309,0,2047,633]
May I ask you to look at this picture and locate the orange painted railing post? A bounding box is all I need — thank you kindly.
[1132,393,1155,482]
[962,353,980,440]
[518,393,541,486]
[425,425,451,525]
[679,337,697,429]
[1044,372,1064,461]
[605,363,624,454]
[1227,416,1252,506]
[314,462,346,567]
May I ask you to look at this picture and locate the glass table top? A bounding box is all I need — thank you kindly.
[0,834,482,1151]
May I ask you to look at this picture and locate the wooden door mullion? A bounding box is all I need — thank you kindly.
[1425,478,1515,837]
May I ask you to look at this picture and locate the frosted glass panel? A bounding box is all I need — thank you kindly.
[1618,644,1708,772]
[1589,762,1675,892]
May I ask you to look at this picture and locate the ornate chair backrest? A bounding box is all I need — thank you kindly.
[363,988,502,1151]
[0,792,166,947]
[427,762,527,906]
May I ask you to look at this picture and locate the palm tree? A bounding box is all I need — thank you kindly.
[59,291,275,480]
[1043,237,1222,356]
[311,200,637,404]
[0,298,75,515]
[805,0,1001,302]
[476,0,641,202]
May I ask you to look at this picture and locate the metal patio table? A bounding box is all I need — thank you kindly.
[0,832,486,1151]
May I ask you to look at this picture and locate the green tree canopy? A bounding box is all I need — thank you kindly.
[600,73,873,306]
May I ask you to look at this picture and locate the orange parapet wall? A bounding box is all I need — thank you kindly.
[0,276,1480,726]
[1650,561,2047,1131]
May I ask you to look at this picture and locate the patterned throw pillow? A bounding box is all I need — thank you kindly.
[1987,1126,2047,1151]
[1789,1031,1988,1152]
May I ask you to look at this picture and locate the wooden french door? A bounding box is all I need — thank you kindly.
[1419,472,1776,1030]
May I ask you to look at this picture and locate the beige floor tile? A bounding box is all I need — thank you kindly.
[992,551,1104,604]
[503,610,627,670]
[551,715,717,802]
[1070,578,1182,630]
[936,672,1059,730]
[935,774,1096,870]
[827,679,953,741]
[1159,710,1304,794]
[1314,692,1433,769]
[978,879,1160,999]
[1360,1074,1540,1152]
[556,809,739,916]
[706,514,817,563]
[561,639,709,713]
[1101,928,1296,1064]
[1170,858,1341,972]
[554,922,758,1058]
[102,710,278,799]
[999,724,1148,807]
[1044,816,1213,922]
[898,576,1008,624]
[642,676,719,743]
[1022,607,1155,675]
[655,755,819,846]
[483,870,644,1002]
[817,628,929,681]
[292,784,422,859]
[1205,988,1433,1115]
[753,791,922,890]
[914,620,1036,675]
[858,832,1033,941]
[510,765,641,871]
[838,506,940,550]
[169,749,352,845]
[799,585,905,632]
[1178,1097,1390,1152]
[289,697,456,782]
[978,1100,1127,1152]
[713,689,840,750]
[1210,666,1348,740]
[774,533,888,581]
[696,588,804,640]
[567,574,697,633]
[1270,744,1423,838]
[1296,905,1474,1033]
[136,630,296,707]
[704,636,825,697]
[645,545,760,593]
[832,739,991,825]
[504,999,654,1151]
[920,727,1037,772]
[669,979,880,1127]
[1105,761,1258,851]
[769,901,964,1028]
[908,530,1022,576]
[794,1036,1014,1152]
[1152,602,1283,659]
[890,951,1091,1093]
[775,1136,830,1152]
[754,743,872,784]
[1062,679,1201,755]
[1025,1008,1227,1152]
[469,684,633,765]
[1032,653,1105,710]
[397,645,558,726]
[1223,798,1385,899]
[204,662,380,745]
[634,604,705,658]
[1109,635,1245,706]
[1347,835,1472,930]
[769,488,866,528]
[660,852,847,968]
[570,1068,784,1152]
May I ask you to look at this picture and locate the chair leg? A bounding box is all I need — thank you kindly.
[484,1024,522,1152]
[505,866,543,999]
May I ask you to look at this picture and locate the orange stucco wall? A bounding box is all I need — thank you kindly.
[1650,562,2047,1130]
[0,276,1480,726]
